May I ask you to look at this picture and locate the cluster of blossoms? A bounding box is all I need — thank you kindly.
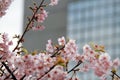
[0,34,120,80]
[28,0,59,31]
[81,44,120,80]
[0,0,57,18]
[0,0,120,80]
[0,33,13,62]
[0,0,12,17]
[49,0,59,6]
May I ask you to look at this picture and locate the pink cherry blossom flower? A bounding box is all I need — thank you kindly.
[99,53,111,62]
[93,64,106,77]
[49,0,59,6]
[58,36,66,45]
[46,39,54,53]
[92,54,112,79]
[0,0,12,17]
[81,64,90,72]
[35,8,48,23]
[73,53,81,61]
[0,33,13,61]
[63,39,78,60]
[8,40,13,45]
[47,65,67,80]
[32,25,45,31]
[112,58,120,70]
[83,44,91,53]
[2,33,9,42]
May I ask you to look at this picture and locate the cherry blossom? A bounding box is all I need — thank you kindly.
[63,39,78,60]
[0,34,120,80]
[0,0,12,17]
[32,25,45,31]
[46,39,54,53]
[99,53,111,62]
[83,44,91,53]
[45,65,67,80]
[58,36,66,45]
[35,8,48,23]
[112,58,120,70]
[0,0,120,80]
[49,0,59,6]
[0,33,13,61]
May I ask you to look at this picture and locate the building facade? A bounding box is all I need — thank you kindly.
[67,0,120,80]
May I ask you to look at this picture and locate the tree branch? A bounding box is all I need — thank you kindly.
[12,0,45,52]
[67,60,82,74]
[111,71,120,79]
[2,62,17,80]
[51,46,65,57]
[20,74,26,80]
[37,65,55,80]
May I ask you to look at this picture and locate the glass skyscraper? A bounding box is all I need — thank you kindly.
[67,0,120,80]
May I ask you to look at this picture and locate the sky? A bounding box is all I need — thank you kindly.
[0,0,24,36]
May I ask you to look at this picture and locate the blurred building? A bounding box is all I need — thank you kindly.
[67,0,120,80]
[23,0,120,80]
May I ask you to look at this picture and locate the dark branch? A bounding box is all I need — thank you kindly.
[111,71,120,79]
[4,68,18,80]
[67,60,82,74]
[12,0,45,52]
[51,46,65,57]
[37,65,55,80]
[2,62,17,80]
[20,74,26,80]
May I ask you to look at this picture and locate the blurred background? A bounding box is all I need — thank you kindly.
[0,0,120,80]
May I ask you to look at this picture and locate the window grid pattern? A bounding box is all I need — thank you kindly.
[67,0,120,80]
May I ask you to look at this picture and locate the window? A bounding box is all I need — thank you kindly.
[67,0,120,79]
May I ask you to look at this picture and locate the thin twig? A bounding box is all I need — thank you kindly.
[111,72,114,80]
[0,65,5,76]
[4,68,18,80]
[37,65,55,80]
[111,71,120,79]
[12,0,45,52]
[67,60,82,74]
[20,74,26,80]
[51,46,65,57]
[2,62,17,80]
